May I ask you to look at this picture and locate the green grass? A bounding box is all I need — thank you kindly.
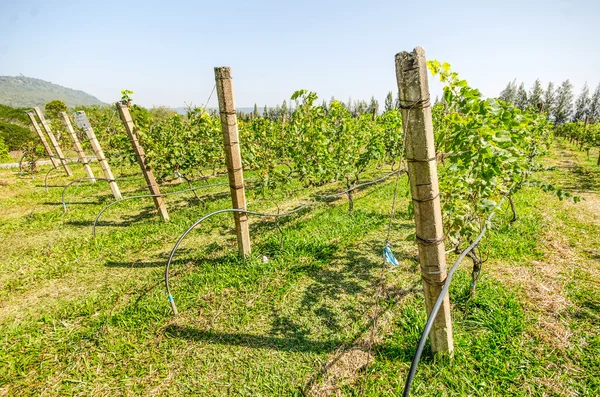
[0,143,599,396]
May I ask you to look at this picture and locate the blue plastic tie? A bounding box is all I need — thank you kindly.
[383,245,399,266]
[168,295,174,302]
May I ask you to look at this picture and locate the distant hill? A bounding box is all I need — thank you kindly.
[0,76,106,108]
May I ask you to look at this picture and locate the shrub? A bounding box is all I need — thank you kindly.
[0,122,35,150]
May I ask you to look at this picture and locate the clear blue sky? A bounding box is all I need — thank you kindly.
[1,0,598,108]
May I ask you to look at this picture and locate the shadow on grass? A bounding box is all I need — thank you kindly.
[104,248,198,268]
[562,164,600,193]
[164,283,420,355]
[584,250,600,261]
[294,228,417,325]
[105,259,165,268]
[41,201,103,206]
[569,298,600,323]
[164,324,337,353]
[162,236,420,356]
[40,184,71,188]
[67,207,158,227]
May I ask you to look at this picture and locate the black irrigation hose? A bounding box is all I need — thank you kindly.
[44,167,61,192]
[92,181,230,237]
[401,195,508,397]
[163,168,407,315]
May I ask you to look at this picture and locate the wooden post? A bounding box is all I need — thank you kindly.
[78,112,122,200]
[32,107,73,176]
[116,103,169,221]
[395,47,453,354]
[60,112,96,183]
[27,112,59,168]
[215,66,251,257]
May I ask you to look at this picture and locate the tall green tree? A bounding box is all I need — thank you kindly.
[515,83,528,110]
[499,80,517,104]
[272,104,281,120]
[353,100,367,117]
[367,96,379,116]
[529,79,544,110]
[253,103,259,119]
[281,100,289,119]
[589,83,600,122]
[554,80,574,124]
[543,82,555,115]
[44,99,68,120]
[263,104,268,118]
[384,91,394,112]
[345,97,353,113]
[44,99,69,142]
[321,99,328,114]
[573,83,590,122]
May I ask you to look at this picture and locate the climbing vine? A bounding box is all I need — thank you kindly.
[428,60,568,291]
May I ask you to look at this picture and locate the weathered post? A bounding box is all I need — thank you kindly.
[116,103,169,221]
[27,112,59,168]
[32,107,73,176]
[75,111,122,200]
[60,112,95,183]
[214,66,251,257]
[395,47,453,354]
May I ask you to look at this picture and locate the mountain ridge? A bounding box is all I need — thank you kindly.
[0,76,106,108]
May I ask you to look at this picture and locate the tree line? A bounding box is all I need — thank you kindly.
[499,79,600,125]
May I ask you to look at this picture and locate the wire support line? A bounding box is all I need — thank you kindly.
[205,84,216,109]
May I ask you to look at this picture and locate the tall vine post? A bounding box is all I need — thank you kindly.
[27,112,59,168]
[395,47,454,354]
[214,66,251,257]
[60,112,96,183]
[76,111,122,200]
[32,107,73,176]
[116,103,170,221]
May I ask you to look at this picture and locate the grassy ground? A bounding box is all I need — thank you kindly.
[0,141,598,396]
